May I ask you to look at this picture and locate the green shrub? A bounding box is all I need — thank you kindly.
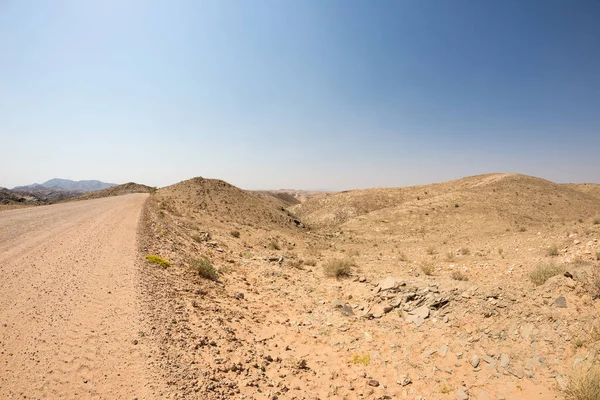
[145,254,170,267]
[191,257,218,281]
[528,263,564,285]
[323,258,354,278]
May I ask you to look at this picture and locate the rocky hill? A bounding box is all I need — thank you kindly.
[68,182,154,201]
[14,178,116,192]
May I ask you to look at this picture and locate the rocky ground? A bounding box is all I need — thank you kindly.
[136,174,600,400]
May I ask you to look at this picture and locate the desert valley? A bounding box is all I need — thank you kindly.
[1,172,599,400]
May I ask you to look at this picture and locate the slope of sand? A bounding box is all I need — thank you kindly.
[136,173,600,400]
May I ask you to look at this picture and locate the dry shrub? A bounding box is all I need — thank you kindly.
[191,256,218,281]
[451,270,469,281]
[460,247,470,255]
[268,241,281,251]
[593,217,600,225]
[323,258,354,278]
[445,251,455,261]
[565,365,600,400]
[230,230,240,238]
[304,258,317,266]
[528,263,564,286]
[420,262,434,276]
[589,269,600,299]
[426,246,436,255]
[547,244,559,257]
[288,259,304,269]
[398,251,408,262]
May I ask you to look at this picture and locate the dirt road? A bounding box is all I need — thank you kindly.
[0,194,152,399]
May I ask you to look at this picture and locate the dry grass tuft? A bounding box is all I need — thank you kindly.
[145,254,170,267]
[303,258,317,267]
[288,259,304,269]
[451,270,469,281]
[230,230,240,238]
[547,244,559,257]
[445,251,455,262]
[426,246,437,255]
[398,251,408,262]
[350,354,371,366]
[460,247,470,255]
[593,217,600,225]
[268,241,281,251]
[565,365,600,400]
[420,262,435,276]
[528,262,564,285]
[323,258,354,278]
[191,256,219,281]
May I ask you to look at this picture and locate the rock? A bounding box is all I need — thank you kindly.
[564,271,573,279]
[132,339,138,345]
[405,305,430,327]
[383,305,394,313]
[332,299,355,316]
[439,345,449,357]
[500,353,510,369]
[367,379,380,387]
[397,374,411,386]
[470,356,480,368]
[495,394,505,400]
[456,386,469,400]
[482,356,495,364]
[234,292,245,300]
[377,277,398,291]
[509,368,524,379]
[359,276,366,282]
[554,296,567,308]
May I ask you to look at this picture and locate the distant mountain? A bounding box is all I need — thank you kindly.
[14,179,117,192]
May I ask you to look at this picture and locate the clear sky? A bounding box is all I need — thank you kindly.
[1,0,599,190]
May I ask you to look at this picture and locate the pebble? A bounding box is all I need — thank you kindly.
[367,379,380,387]
[470,356,480,368]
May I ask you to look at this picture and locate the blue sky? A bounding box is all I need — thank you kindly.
[1,0,599,190]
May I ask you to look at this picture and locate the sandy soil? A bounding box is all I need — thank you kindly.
[0,194,154,399]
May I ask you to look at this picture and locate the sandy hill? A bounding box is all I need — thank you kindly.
[566,182,600,200]
[155,177,303,230]
[69,182,153,201]
[252,190,301,208]
[291,173,600,232]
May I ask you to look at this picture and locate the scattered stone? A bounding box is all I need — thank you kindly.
[470,356,480,368]
[132,339,138,345]
[377,277,398,291]
[554,296,567,308]
[500,353,510,369]
[359,276,366,283]
[456,386,469,400]
[397,374,411,386]
[405,305,430,327]
[234,292,245,300]
[367,379,380,387]
[439,345,449,357]
[482,356,495,364]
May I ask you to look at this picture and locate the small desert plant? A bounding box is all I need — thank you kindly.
[518,226,527,232]
[578,218,584,223]
[589,270,600,299]
[350,354,370,366]
[398,251,408,262]
[191,256,218,281]
[145,254,170,267]
[348,249,360,257]
[460,247,470,255]
[564,365,600,400]
[596,250,600,261]
[304,258,317,266]
[420,262,435,276]
[426,246,436,255]
[445,251,455,262]
[528,262,564,286]
[440,383,454,394]
[547,244,559,257]
[230,230,240,238]
[498,248,504,257]
[288,259,304,269]
[323,258,354,278]
[593,217,600,225]
[451,270,469,281]
[268,241,281,251]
